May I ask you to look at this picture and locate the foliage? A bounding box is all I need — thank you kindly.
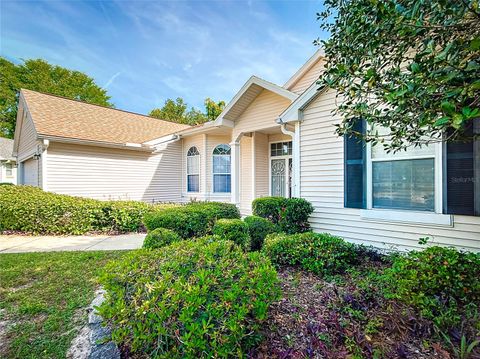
[142,227,182,249]
[144,202,240,239]
[317,0,480,150]
[0,185,152,234]
[280,197,314,234]
[0,251,125,358]
[212,218,250,250]
[0,58,112,138]
[186,201,241,227]
[382,246,480,329]
[143,206,208,239]
[244,215,276,251]
[149,97,225,125]
[98,238,280,358]
[263,232,359,277]
[252,197,286,224]
[252,197,314,234]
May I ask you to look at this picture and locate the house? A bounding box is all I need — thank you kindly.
[14,50,480,252]
[0,138,17,184]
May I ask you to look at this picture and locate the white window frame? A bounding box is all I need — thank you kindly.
[5,163,13,178]
[268,140,293,198]
[186,146,200,193]
[212,144,231,193]
[362,130,451,226]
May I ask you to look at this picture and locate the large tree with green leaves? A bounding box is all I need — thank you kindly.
[317,0,480,151]
[149,97,225,125]
[0,58,113,138]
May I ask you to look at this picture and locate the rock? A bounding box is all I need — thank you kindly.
[67,288,120,359]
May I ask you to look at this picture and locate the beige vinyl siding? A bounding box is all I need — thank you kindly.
[17,111,39,160]
[300,88,480,252]
[240,136,253,214]
[268,133,291,143]
[206,135,232,199]
[232,90,292,140]
[46,141,183,203]
[289,59,325,94]
[254,132,269,198]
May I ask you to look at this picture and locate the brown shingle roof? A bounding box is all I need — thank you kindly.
[21,89,190,145]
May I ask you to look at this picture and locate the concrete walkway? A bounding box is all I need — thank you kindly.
[0,233,146,253]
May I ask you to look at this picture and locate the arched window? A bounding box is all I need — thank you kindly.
[212,144,231,193]
[187,146,200,192]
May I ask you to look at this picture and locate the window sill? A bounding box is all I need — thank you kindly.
[360,209,453,227]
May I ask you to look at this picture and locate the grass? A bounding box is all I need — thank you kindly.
[0,250,127,359]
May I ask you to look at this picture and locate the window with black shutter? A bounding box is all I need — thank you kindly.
[444,120,479,216]
[344,119,366,208]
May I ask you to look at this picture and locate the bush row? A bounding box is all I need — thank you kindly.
[99,237,280,358]
[143,201,240,239]
[262,231,480,331]
[263,232,359,277]
[252,197,314,234]
[0,185,156,234]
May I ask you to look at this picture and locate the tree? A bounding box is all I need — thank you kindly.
[149,97,225,125]
[316,0,480,151]
[0,58,113,138]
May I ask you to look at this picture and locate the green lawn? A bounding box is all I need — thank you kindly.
[0,251,127,359]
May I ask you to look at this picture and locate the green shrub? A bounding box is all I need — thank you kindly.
[280,197,314,234]
[186,201,240,224]
[263,232,359,277]
[212,218,250,250]
[252,197,287,224]
[142,228,182,249]
[382,246,480,329]
[143,206,209,239]
[98,238,280,358]
[0,185,155,235]
[244,215,275,251]
[252,197,314,234]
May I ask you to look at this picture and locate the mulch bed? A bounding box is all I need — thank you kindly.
[251,263,464,359]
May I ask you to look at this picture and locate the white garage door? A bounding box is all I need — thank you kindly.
[23,158,39,186]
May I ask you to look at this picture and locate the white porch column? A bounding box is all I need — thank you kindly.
[230,140,241,205]
[293,121,301,197]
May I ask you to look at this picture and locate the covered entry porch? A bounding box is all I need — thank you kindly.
[232,123,300,214]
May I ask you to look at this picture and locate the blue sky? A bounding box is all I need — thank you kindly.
[1,0,327,115]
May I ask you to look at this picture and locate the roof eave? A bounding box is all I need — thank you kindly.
[277,82,327,124]
[37,134,155,152]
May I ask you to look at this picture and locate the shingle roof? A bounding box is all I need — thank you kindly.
[0,137,14,160]
[21,89,191,145]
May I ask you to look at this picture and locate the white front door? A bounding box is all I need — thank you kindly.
[270,141,292,198]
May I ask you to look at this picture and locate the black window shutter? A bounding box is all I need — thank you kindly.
[344,119,366,208]
[443,120,479,216]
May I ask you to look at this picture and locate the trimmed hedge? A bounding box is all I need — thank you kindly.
[143,206,209,239]
[143,201,241,239]
[186,201,240,223]
[252,197,314,234]
[382,246,480,329]
[142,228,181,249]
[244,215,276,251]
[0,185,153,235]
[212,218,250,250]
[263,232,359,277]
[98,238,280,357]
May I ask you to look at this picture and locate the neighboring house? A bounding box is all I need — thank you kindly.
[14,50,480,252]
[0,137,17,184]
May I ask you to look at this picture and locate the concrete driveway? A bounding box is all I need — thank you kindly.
[0,233,146,253]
